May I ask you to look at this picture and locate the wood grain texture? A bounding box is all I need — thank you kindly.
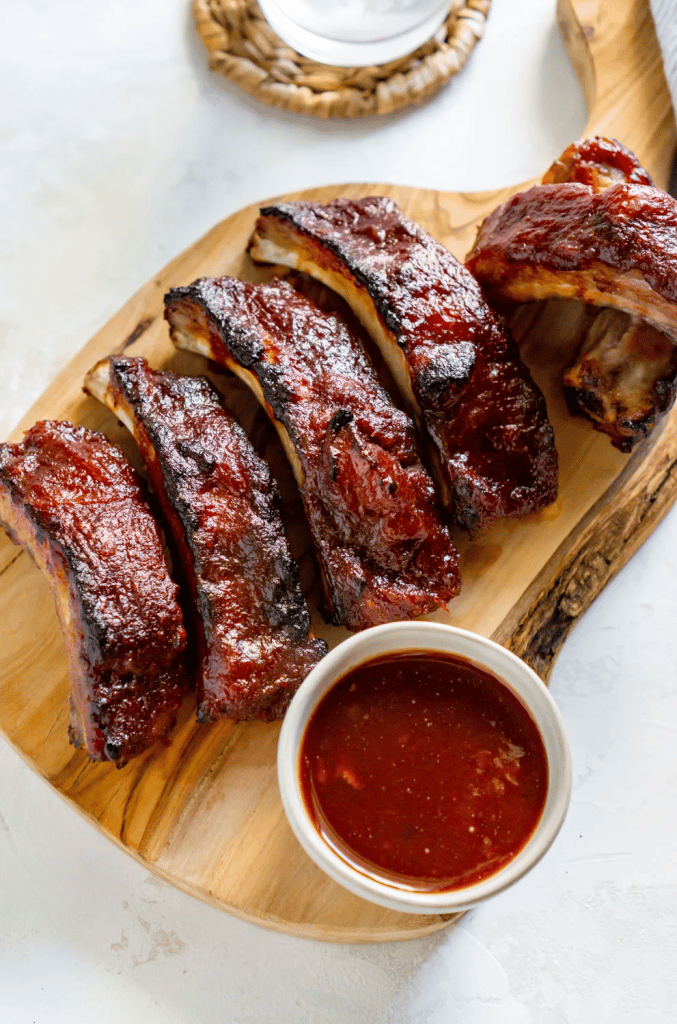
[1,0,676,942]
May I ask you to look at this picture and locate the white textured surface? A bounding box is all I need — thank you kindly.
[2,1,677,1021]
[652,0,677,116]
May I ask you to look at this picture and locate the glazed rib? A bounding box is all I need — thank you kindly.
[164,276,461,631]
[84,356,326,722]
[467,137,677,450]
[247,197,558,536]
[0,421,187,765]
[541,136,654,191]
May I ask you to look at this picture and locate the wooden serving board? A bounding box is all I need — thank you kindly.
[1,0,676,943]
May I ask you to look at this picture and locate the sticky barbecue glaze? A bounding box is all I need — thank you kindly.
[468,181,677,309]
[86,357,326,722]
[300,650,548,891]
[467,136,677,450]
[165,276,461,631]
[249,197,558,536]
[0,421,187,765]
[542,136,654,190]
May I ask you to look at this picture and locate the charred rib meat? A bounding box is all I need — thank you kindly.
[467,137,677,450]
[85,356,326,723]
[247,197,558,536]
[164,276,461,630]
[0,420,187,765]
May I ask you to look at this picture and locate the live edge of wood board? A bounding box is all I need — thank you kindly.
[1,0,675,942]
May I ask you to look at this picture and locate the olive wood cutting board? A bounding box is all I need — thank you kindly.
[1,0,675,943]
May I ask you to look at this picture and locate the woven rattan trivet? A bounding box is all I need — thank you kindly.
[193,0,490,118]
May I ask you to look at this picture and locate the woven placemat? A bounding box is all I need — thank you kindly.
[193,0,491,118]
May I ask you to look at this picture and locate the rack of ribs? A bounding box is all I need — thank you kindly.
[84,356,327,722]
[164,276,461,631]
[0,420,187,765]
[467,137,677,451]
[247,197,558,536]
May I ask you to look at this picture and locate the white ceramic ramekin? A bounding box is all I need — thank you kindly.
[277,621,572,915]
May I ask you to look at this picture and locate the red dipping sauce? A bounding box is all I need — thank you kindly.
[299,650,548,892]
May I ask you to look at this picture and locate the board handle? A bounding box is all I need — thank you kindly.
[559,0,676,186]
[488,0,677,678]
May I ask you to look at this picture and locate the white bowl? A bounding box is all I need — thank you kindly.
[277,621,572,915]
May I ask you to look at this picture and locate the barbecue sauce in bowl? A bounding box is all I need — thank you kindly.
[299,650,548,893]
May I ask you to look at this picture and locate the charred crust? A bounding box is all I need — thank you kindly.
[258,202,404,338]
[453,504,482,537]
[564,381,669,452]
[70,556,120,660]
[564,384,605,421]
[328,408,354,432]
[199,280,265,367]
[164,284,193,310]
[255,361,294,425]
[375,299,402,337]
[446,473,482,537]
[416,342,476,408]
[110,359,220,531]
[262,552,312,640]
[175,440,217,475]
[655,377,677,408]
[4,485,158,670]
[326,601,343,627]
[216,315,265,368]
[104,739,122,763]
[618,413,653,439]
[166,284,265,367]
[157,464,201,534]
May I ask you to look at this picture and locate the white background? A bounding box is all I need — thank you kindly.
[2,1,676,1021]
